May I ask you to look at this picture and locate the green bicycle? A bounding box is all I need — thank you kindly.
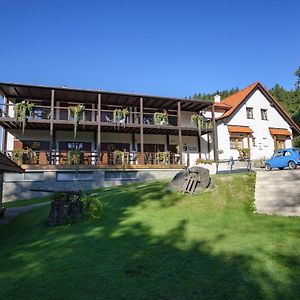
[82,192,103,219]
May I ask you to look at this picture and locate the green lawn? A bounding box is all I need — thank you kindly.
[0,173,300,299]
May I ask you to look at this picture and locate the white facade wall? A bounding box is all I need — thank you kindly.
[217,89,293,160]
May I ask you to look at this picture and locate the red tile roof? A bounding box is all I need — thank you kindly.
[269,128,292,136]
[217,82,300,134]
[228,125,253,134]
[219,82,259,119]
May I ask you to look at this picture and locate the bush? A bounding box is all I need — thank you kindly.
[292,135,300,148]
[196,158,214,165]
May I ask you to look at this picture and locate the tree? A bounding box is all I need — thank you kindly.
[295,66,300,91]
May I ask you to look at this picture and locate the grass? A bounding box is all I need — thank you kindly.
[0,173,300,299]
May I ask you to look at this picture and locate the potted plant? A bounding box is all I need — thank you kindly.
[12,149,23,165]
[67,149,82,165]
[68,104,85,138]
[191,114,204,137]
[113,150,125,164]
[154,112,168,125]
[238,148,250,160]
[14,101,35,134]
[113,108,129,129]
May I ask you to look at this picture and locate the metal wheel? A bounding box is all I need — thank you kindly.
[288,161,297,170]
[88,198,103,219]
[265,163,272,171]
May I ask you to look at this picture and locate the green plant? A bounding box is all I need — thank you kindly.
[252,157,266,168]
[238,148,250,160]
[191,114,204,137]
[14,101,34,134]
[113,150,125,164]
[292,135,300,147]
[12,149,23,165]
[113,108,129,129]
[67,149,82,165]
[154,112,168,125]
[196,158,214,165]
[68,104,85,138]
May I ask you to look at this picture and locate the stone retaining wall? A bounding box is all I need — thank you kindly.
[3,168,181,201]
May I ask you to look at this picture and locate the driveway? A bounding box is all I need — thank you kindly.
[255,168,300,216]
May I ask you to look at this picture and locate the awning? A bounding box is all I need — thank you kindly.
[227,125,253,134]
[269,128,291,136]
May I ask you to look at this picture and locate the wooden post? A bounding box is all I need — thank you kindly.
[132,133,135,150]
[97,94,101,164]
[1,96,8,151]
[197,135,201,159]
[140,97,144,164]
[274,136,277,150]
[49,89,55,162]
[211,103,218,162]
[166,134,169,151]
[177,101,183,164]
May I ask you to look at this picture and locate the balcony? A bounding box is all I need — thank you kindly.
[0,102,213,135]
[3,149,183,169]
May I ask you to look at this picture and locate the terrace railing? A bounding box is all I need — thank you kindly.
[3,150,181,166]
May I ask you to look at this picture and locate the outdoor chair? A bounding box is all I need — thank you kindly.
[105,116,112,123]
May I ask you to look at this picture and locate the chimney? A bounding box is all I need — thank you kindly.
[214,91,221,103]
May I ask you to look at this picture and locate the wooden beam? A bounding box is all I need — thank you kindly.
[140,97,144,164]
[97,94,102,164]
[132,133,135,150]
[211,104,218,162]
[197,135,201,159]
[166,134,169,151]
[49,89,55,162]
[177,101,183,164]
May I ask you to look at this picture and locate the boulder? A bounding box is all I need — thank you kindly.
[167,166,210,193]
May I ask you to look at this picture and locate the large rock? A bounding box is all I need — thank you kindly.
[167,166,210,193]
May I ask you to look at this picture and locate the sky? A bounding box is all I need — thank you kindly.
[0,0,300,98]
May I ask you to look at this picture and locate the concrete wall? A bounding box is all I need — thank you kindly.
[3,168,181,201]
[217,89,293,160]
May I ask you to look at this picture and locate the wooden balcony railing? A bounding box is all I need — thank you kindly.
[3,150,182,166]
[0,103,211,128]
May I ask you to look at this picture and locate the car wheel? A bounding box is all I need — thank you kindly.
[288,161,297,170]
[265,163,272,171]
[278,167,284,170]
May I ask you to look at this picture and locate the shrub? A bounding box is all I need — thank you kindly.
[196,158,214,165]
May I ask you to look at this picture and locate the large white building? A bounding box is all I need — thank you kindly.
[207,82,300,160]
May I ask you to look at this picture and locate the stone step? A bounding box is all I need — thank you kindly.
[256,206,300,214]
[255,189,300,195]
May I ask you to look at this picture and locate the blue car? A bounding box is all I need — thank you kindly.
[265,148,300,171]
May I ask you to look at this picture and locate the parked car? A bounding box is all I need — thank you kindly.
[265,148,300,171]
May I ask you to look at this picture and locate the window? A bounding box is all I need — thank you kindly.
[56,171,93,181]
[4,172,44,182]
[273,151,283,157]
[230,137,244,149]
[252,137,256,147]
[261,109,268,120]
[105,171,138,181]
[246,107,254,119]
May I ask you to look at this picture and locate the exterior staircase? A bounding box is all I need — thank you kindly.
[255,169,300,216]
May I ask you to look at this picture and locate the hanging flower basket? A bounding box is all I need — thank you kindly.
[154,112,168,126]
[113,108,129,129]
[14,101,35,134]
[191,114,204,137]
[68,104,85,138]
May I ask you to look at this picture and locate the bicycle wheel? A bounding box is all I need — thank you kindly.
[88,198,103,219]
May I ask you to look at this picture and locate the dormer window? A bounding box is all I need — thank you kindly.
[246,107,253,119]
[261,109,268,120]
